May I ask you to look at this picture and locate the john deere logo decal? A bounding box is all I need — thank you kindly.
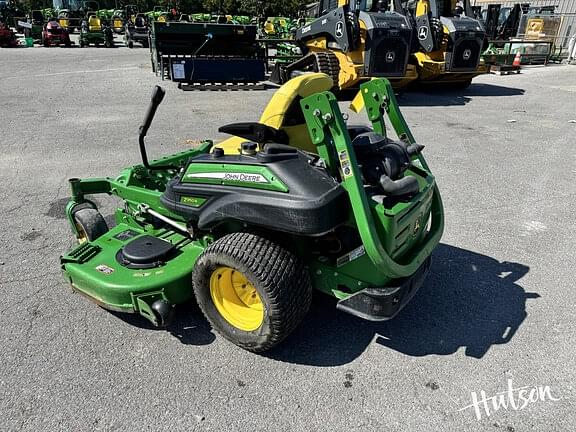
[386,51,396,63]
[186,172,269,183]
[418,26,428,40]
[335,21,344,38]
[463,49,472,60]
[413,216,422,237]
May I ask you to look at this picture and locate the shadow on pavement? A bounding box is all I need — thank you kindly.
[108,300,216,346]
[397,83,526,107]
[107,243,538,362]
[267,243,539,366]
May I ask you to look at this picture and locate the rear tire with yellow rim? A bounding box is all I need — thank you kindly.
[193,232,312,352]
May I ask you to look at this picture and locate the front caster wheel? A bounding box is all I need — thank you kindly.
[72,208,109,244]
[193,232,312,353]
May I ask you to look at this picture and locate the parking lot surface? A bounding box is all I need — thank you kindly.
[1,46,575,431]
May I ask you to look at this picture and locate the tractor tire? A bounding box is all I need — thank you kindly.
[73,208,109,243]
[193,232,312,353]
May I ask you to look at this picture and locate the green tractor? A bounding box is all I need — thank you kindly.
[79,12,113,47]
[60,74,444,353]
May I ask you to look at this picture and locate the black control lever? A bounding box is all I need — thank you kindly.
[139,85,165,138]
[138,86,177,171]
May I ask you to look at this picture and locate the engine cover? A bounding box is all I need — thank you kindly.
[160,145,349,236]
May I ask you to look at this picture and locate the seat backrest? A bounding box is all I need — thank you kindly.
[88,15,101,31]
[216,73,334,154]
[264,20,275,35]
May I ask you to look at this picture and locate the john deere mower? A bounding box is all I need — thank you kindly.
[54,1,102,34]
[60,74,444,352]
[124,12,148,48]
[405,0,487,87]
[110,9,124,34]
[79,13,113,47]
[271,0,418,91]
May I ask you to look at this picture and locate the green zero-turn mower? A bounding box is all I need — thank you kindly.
[60,74,444,353]
[79,13,113,47]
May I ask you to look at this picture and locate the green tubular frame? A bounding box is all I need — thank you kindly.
[65,142,213,238]
[300,79,444,279]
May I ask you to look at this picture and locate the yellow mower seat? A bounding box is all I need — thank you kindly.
[264,20,275,35]
[216,73,334,155]
[88,15,101,32]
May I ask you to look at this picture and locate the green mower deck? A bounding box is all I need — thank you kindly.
[60,77,444,352]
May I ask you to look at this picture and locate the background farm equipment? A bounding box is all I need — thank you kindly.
[110,8,124,33]
[150,20,265,89]
[271,0,417,91]
[42,18,72,46]
[52,1,102,34]
[124,12,148,48]
[404,0,487,88]
[480,3,563,66]
[79,13,113,47]
[17,10,45,41]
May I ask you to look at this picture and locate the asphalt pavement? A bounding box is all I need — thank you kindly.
[0,42,575,431]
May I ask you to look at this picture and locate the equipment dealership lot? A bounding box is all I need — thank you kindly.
[0,47,575,431]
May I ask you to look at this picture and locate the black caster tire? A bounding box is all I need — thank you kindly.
[72,208,109,243]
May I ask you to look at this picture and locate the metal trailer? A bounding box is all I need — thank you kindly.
[149,21,266,90]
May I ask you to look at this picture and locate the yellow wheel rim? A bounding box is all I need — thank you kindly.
[75,223,88,244]
[209,267,264,331]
